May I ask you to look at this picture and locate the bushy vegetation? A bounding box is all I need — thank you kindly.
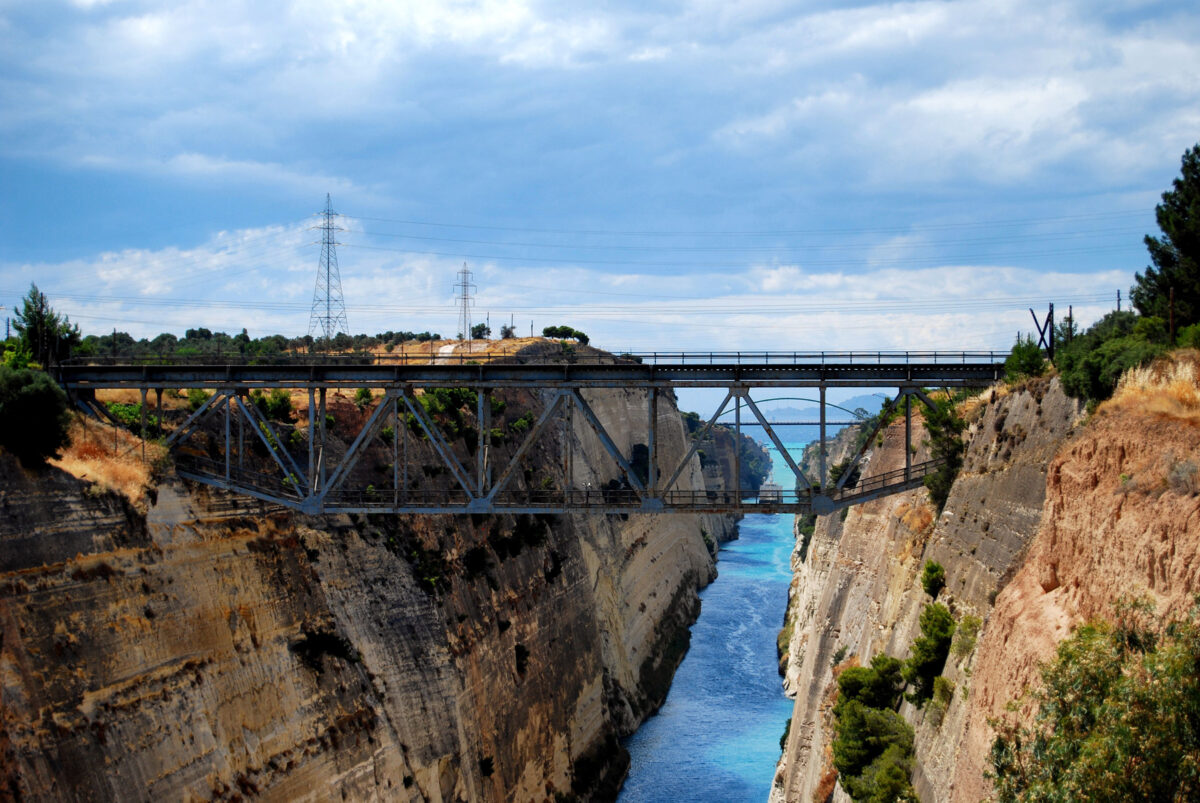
[831,653,917,802]
[106,401,160,436]
[1004,335,1046,382]
[921,560,946,599]
[990,600,1200,801]
[1055,311,1168,403]
[251,387,294,421]
[902,603,955,705]
[0,366,72,465]
[951,614,982,660]
[541,325,589,345]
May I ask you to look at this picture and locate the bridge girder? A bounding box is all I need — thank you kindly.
[60,355,997,516]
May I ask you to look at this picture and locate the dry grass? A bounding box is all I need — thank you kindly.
[49,417,165,507]
[1104,349,1200,423]
[958,383,1008,424]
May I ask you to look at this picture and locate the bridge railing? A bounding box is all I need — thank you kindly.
[62,349,1007,369]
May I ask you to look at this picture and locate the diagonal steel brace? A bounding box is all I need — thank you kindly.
[401,390,477,500]
[568,389,645,495]
[740,392,814,491]
[317,390,395,502]
[659,390,733,495]
[486,390,567,503]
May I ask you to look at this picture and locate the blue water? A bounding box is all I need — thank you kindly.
[619,443,800,802]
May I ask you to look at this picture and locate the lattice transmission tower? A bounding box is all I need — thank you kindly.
[455,262,476,348]
[307,194,349,345]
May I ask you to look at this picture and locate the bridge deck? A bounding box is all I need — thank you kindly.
[59,351,1004,389]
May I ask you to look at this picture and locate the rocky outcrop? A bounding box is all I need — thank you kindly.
[772,379,1083,802]
[1,382,734,801]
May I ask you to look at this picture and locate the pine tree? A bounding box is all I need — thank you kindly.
[1132,143,1200,330]
[12,284,80,368]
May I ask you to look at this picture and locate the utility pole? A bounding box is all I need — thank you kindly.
[1117,289,1122,312]
[1170,287,1175,343]
[455,263,476,350]
[307,194,349,349]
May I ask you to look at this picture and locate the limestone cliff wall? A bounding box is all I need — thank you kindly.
[771,379,1083,802]
[0,385,732,802]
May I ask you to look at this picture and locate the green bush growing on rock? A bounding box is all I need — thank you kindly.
[831,652,915,802]
[902,603,955,705]
[1004,335,1046,382]
[990,600,1200,802]
[106,401,160,436]
[251,387,294,421]
[1056,311,1166,404]
[952,614,982,660]
[921,560,946,599]
[0,366,71,465]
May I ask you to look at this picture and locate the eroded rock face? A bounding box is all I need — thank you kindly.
[772,379,1083,803]
[951,396,1200,802]
[1,387,732,801]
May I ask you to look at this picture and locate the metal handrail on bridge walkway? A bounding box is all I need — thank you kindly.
[59,352,998,516]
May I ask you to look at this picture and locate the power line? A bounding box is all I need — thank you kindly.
[349,208,1149,237]
[351,225,1145,253]
[341,241,1142,270]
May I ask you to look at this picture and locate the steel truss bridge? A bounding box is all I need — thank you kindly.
[58,351,1005,516]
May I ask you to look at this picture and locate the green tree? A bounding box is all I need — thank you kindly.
[902,603,955,704]
[0,366,71,465]
[833,701,916,802]
[1132,143,1200,330]
[921,560,946,599]
[12,284,80,367]
[1004,335,1045,381]
[470,322,491,339]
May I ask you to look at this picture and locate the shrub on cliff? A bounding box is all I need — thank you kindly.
[0,365,71,465]
[902,603,955,705]
[832,653,915,801]
[1004,335,1045,382]
[990,601,1200,802]
[921,560,946,599]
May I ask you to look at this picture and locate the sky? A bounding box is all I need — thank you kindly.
[2,0,1199,356]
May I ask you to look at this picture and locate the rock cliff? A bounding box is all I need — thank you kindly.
[772,378,1086,802]
[1,380,736,801]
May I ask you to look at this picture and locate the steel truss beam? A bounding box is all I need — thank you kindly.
[76,366,985,515]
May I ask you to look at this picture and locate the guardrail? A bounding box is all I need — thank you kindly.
[61,349,1006,369]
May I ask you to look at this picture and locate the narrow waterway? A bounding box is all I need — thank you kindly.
[619,443,799,801]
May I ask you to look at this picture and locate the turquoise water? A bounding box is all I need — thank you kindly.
[619,443,800,802]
